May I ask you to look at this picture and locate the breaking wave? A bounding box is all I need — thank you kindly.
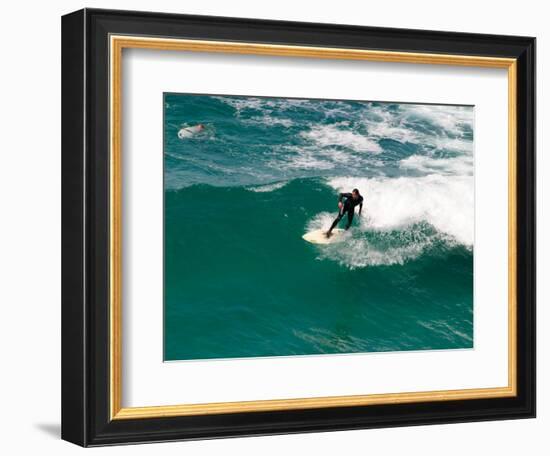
[328,175,474,246]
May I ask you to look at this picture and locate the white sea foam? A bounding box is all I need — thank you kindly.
[328,175,473,246]
[328,235,438,268]
[246,181,288,193]
[399,154,474,176]
[366,121,420,144]
[400,104,473,137]
[213,97,303,129]
[268,145,336,171]
[306,211,445,268]
[361,104,474,153]
[243,116,294,127]
[214,96,310,113]
[300,125,382,153]
[432,137,473,153]
[212,96,266,112]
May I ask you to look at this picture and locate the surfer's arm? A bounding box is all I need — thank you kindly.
[338,193,352,202]
[359,202,363,215]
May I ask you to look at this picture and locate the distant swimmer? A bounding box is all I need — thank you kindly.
[178,124,205,139]
[326,188,363,237]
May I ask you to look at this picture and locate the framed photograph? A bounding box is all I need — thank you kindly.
[61,8,535,447]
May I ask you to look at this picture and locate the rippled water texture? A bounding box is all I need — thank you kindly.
[163,94,474,361]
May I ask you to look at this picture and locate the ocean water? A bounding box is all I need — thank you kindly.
[163,93,474,361]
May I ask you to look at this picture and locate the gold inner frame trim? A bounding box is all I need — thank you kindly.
[109,35,518,420]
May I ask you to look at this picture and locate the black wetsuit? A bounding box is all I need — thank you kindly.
[328,193,363,233]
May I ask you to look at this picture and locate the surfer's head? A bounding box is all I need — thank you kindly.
[197,124,204,130]
[352,188,360,199]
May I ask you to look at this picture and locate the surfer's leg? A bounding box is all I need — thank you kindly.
[344,210,354,230]
[327,211,344,236]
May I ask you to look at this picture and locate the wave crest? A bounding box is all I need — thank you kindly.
[305,173,473,268]
[328,175,473,246]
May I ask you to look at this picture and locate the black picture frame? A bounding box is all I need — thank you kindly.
[62,8,536,447]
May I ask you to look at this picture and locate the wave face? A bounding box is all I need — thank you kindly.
[164,94,474,360]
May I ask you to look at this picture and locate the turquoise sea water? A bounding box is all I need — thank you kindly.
[163,93,474,361]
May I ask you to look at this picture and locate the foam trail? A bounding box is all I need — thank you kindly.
[306,211,444,268]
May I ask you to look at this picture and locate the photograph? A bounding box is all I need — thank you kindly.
[163,93,475,361]
[53,3,536,448]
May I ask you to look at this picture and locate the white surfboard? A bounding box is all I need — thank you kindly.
[302,228,345,244]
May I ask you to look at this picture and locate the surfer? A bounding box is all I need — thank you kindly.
[326,189,363,237]
[178,123,205,139]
